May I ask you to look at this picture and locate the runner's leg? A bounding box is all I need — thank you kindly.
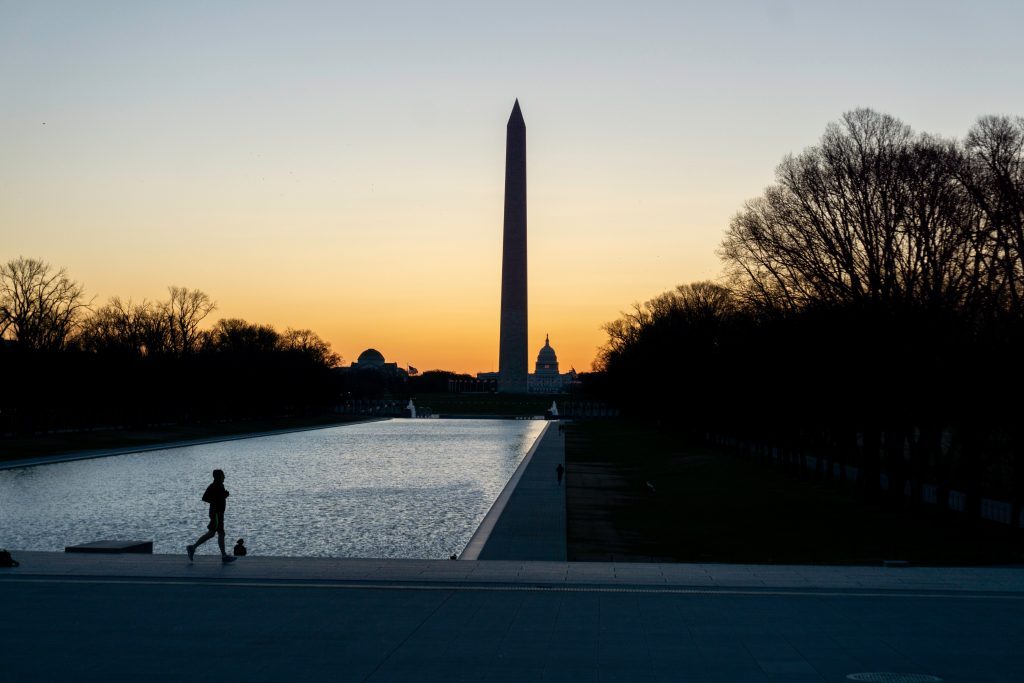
[193,529,216,548]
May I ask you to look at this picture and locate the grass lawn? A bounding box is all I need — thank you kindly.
[0,414,372,463]
[566,419,1024,566]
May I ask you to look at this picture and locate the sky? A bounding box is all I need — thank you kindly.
[3,1,1023,373]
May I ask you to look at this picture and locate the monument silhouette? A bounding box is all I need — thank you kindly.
[498,100,528,393]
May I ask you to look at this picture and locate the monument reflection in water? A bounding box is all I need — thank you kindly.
[0,419,545,559]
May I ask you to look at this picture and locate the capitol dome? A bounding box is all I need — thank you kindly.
[534,334,559,374]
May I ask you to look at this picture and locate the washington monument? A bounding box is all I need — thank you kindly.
[498,100,528,393]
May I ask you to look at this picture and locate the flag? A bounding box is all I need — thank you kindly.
[408,365,419,376]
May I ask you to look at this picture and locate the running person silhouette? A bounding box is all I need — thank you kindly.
[187,469,236,563]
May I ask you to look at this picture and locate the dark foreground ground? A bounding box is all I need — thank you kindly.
[565,420,1024,566]
[3,553,1024,682]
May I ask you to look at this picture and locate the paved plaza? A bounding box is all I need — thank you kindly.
[3,424,1024,681]
[3,552,1024,682]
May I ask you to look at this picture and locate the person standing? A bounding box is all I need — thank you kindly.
[555,463,565,485]
[187,469,236,563]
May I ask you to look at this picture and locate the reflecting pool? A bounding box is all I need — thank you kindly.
[0,419,545,559]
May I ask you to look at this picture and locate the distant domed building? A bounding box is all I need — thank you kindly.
[528,334,577,393]
[347,348,406,377]
[353,348,386,369]
[476,334,577,394]
[534,335,559,373]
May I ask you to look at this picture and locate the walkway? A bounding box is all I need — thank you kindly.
[7,550,1024,592]
[463,422,567,561]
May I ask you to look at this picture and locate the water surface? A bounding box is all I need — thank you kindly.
[0,419,545,558]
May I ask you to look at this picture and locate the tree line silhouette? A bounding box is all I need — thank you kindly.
[337,368,478,401]
[597,110,1024,521]
[0,263,342,436]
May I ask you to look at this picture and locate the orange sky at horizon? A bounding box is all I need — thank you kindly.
[3,161,730,374]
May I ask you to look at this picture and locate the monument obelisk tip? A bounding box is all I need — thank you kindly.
[508,99,525,127]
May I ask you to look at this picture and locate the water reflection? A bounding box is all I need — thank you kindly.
[0,419,545,559]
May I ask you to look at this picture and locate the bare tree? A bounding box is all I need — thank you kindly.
[912,137,986,308]
[77,297,169,355]
[0,257,90,350]
[668,281,736,322]
[162,286,216,355]
[280,327,341,367]
[595,302,651,371]
[207,318,280,353]
[959,115,1024,316]
[596,281,734,371]
[720,109,981,314]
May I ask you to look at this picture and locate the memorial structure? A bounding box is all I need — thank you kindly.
[343,348,407,378]
[498,99,528,393]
